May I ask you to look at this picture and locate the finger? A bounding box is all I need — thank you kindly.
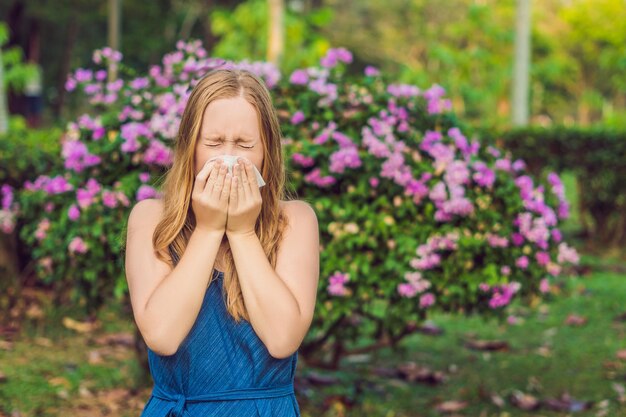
[245,160,258,189]
[204,160,222,194]
[230,172,239,209]
[193,160,216,197]
[210,162,228,197]
[235,161,246,204]
[242,160,254,199]
[221,172,232,202]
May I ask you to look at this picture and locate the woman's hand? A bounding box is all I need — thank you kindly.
[192,159,232,234]
[226,158,262,237]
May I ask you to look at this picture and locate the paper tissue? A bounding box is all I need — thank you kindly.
[207,155,266,187]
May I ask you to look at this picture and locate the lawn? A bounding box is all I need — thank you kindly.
[1,253,625,416]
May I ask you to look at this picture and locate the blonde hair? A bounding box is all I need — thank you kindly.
[153,68,293,323]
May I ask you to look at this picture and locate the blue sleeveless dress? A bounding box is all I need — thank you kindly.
[140,268,301,417]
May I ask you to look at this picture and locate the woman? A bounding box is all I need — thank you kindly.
[124,68,320,416]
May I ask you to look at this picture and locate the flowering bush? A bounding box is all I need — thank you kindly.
[0,40,579,367]
[274,47,579,365]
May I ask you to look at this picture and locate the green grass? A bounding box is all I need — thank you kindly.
[2,267,625,416]
[308,270,626,417]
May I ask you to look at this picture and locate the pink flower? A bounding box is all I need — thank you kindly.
[292,153,315,167]
[35,218,50,241]
[320,47,353,68]
[289,69,308,85]
[290,110,305,125]
[419,293,435,308]
[516,256,529,269]
[327,272,350,296]
[68,204,80,221]
[136,185,160,201]
[364,66,380,76]
[398,283,418,298]
[535,251,550,266]
[102,190,118,208]
[68,236,88,254]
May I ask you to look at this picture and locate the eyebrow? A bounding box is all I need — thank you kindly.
[205,134,255,142]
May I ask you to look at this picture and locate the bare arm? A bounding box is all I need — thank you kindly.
[125,198,224,356]
[227,200,319,359]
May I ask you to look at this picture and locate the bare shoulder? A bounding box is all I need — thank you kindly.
[128,198,164,230]
[280,200,318,227]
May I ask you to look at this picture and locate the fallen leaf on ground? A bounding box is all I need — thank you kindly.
[62,317,101,333]
[34,337,53,347]
[542,392,593,412]
[564,314,587,326]
[464,339,509,351]
[536,345,552,357]
[509,390,540,410]
[48,376,71,389]
[434,400,468,413]
[396,361,446,384]
[0,340,13,351]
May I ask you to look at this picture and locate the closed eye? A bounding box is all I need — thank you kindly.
[206,143,254,149]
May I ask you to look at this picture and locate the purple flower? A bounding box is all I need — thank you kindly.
[289,69,309,85]
[74,68,93,83]
[535,251,550,266]
[68,204,80,221]
[386,84,420,98]
[515,255,529,269]
[290,110,305,125]
[136,185,159,201]
[62,140,102,173]
[292,153,315,167]
[327,271,350,296]
[419,293,435,308]
[364,65,380,76]
[102,190,118,208]
[68,236,89,254]
[320,47,353,68]
[398,283,418,298]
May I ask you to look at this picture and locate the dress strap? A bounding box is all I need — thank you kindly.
[150,382,295,417]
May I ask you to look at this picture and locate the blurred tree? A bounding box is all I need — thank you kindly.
[267,0,285,65]
[0,21,38,133]
[559,0,626,125]
[511,0,531,126]
[208,0,332,71]
[323,0,626,129]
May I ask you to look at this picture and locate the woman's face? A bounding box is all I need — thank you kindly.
[194,96,263,176]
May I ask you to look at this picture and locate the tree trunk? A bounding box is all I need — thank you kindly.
[267,0,284,66]
[511,0,531,126]
[0,49,8,134]
[53,16,78,117]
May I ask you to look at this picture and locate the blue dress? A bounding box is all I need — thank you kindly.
[140,268,301,417]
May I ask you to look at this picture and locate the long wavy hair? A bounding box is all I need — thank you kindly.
[152,68,293,323]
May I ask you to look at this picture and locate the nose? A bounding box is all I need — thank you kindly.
[218,141,244,157]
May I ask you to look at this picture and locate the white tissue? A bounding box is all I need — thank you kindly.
[207,155,266,187]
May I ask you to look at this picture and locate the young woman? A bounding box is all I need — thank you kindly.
[125,68,320,416]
